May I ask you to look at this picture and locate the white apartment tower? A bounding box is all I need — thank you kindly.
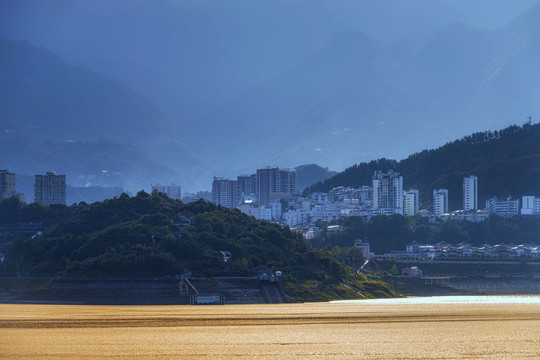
[463,175,478,211]
[403,190,419,216]
[372,170,403,214]
[433,189,449,216]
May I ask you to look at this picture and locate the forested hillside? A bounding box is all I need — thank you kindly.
[305,122,540,210]
[0,193,395,300]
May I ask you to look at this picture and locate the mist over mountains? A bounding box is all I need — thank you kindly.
[1,0,539,194]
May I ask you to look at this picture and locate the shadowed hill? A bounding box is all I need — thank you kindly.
[294,164,337,192]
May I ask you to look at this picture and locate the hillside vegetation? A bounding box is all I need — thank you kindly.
[305,122,540,210]
[0,193,395,300]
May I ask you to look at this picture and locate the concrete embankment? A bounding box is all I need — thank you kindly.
[0,277,268,305]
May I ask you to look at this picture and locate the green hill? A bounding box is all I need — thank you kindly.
[304,122,540,210]
[0,193,395,301]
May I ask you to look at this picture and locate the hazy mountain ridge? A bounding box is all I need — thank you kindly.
[197,30,399,169]
[0,37,172,141]
[196,2,540,171]
[0,37,210,191]
[2,1,540,192]
[0,132,176,193]
[294,164,337,192]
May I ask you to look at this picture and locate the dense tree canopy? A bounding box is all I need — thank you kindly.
[310,213,540,255]
[2,192,311,277]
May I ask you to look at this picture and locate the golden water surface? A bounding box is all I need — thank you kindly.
[1,297,540,359]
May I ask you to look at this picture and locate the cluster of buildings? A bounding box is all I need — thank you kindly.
[1,170,66,205]
[1,169,186,207]
[385,241,540,260]
[210,168,540,235]
[151,184,182,200]
[212,166,296,211]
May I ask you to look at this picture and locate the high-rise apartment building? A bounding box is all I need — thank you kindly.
[256,167,279,204]
[372,170,403,214]
[433,189,449,216]
[279,169,296,195]
[463,175,478,211]
[212,177,238,208]
[0,170,16,200]
[151,184,182,200]
[256,167,296,204]
[236,174,257,203]
[34,171,66,205]
[403,190,419,216]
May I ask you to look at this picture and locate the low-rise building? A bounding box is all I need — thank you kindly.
[327,225,344,232]
[354,239,373,258]
[402,266,423,277]
[440,209,490,222]
[485,196,519,217]
[283,209,308,227]
[521,196,540,215]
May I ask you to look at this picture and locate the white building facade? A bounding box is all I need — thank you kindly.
[485,196,519,217]
[372,170,403,215]
[521,196,540,215]
[403,190,419,216]
[463,175,478,211]
[433,189,449,216]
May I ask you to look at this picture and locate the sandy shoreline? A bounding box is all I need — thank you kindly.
[1,297,540,359]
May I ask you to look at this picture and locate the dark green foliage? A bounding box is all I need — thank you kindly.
[304,123,540,210]
[2,192,313,278]
[311,213,540,255]
[310,216,366,248]
[367,215,414,254]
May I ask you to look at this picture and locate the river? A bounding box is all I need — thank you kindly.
[1,296,539,359]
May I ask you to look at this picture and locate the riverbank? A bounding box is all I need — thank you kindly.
[0,277,269,305]
[2,274,539,304]
[1,296,539,359]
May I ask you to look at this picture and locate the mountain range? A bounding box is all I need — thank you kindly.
[1,0,540,192]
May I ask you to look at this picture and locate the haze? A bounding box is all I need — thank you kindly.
[1,0,539,195]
